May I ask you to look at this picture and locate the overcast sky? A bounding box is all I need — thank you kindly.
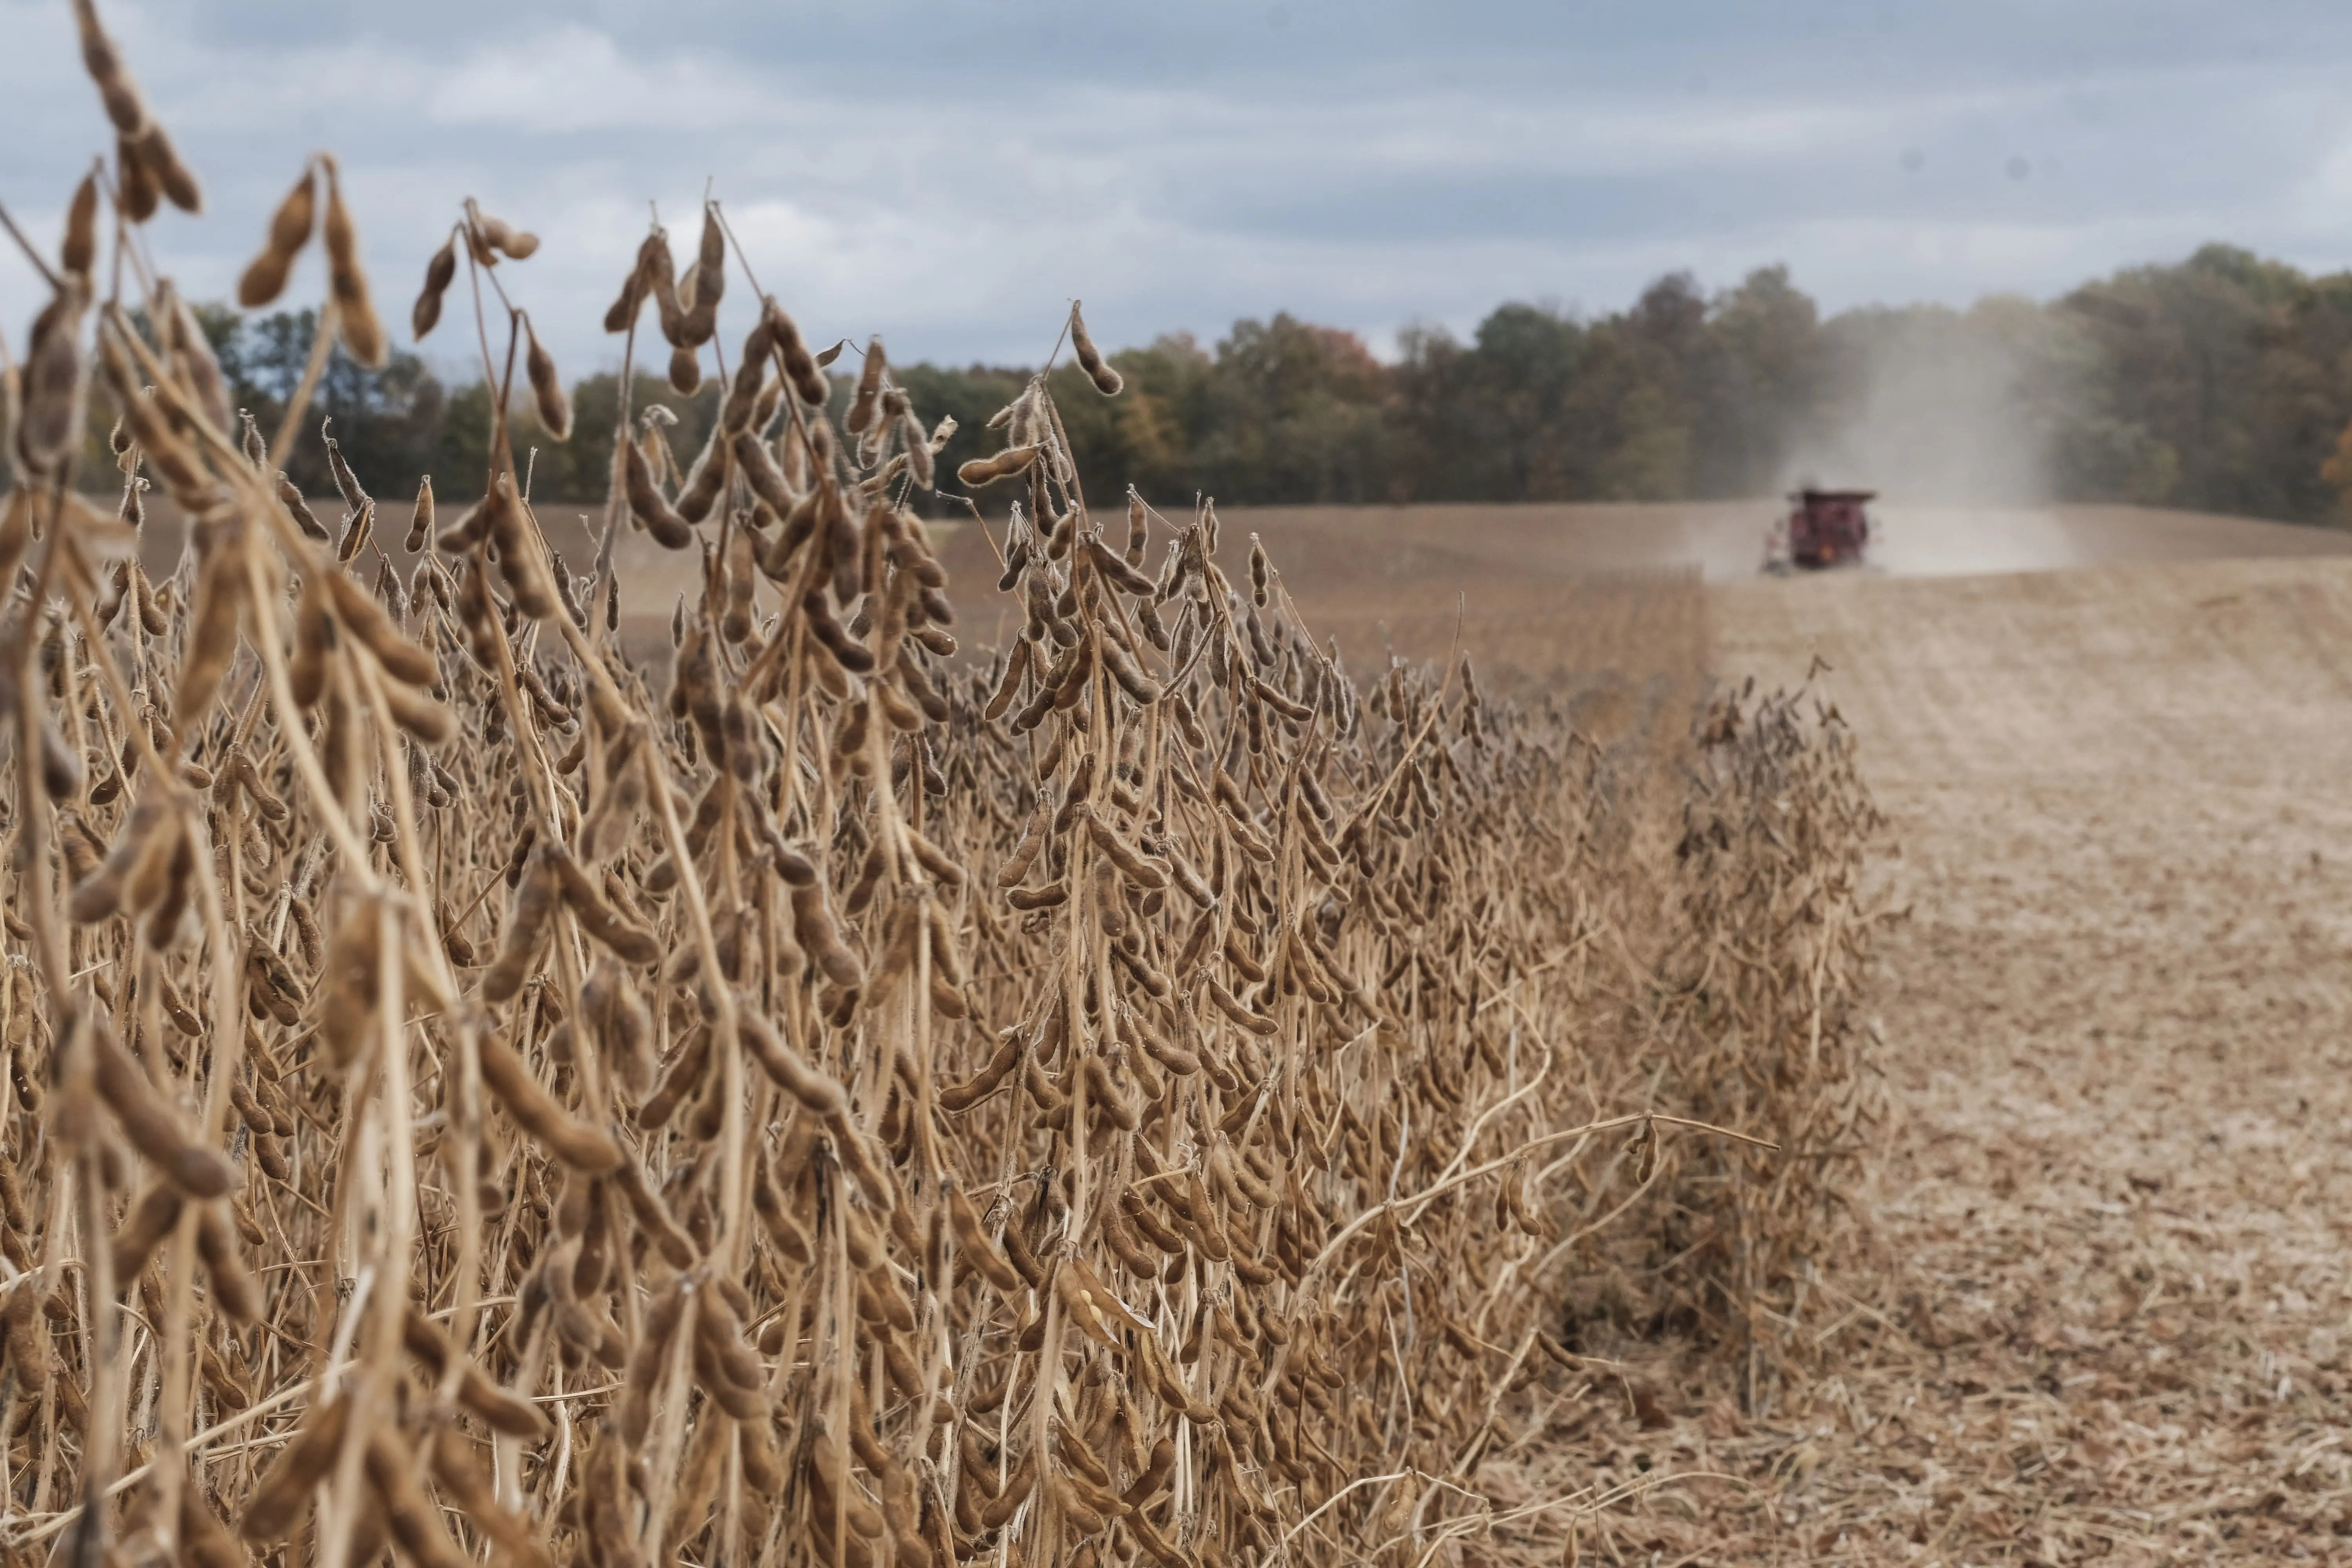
[4,0,2351,378]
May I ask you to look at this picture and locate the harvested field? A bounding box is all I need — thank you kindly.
[137,493,2336,689]
[1515,552,2352,1563]
[1152,501,2352,588]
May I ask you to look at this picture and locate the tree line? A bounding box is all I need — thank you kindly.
[127,245,2352,525]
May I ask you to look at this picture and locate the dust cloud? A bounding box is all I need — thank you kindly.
[1774,304,2076,575]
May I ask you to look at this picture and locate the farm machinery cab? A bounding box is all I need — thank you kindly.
[1764,489,1876,573]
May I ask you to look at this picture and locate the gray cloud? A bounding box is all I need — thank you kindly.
[5,0,2352,378]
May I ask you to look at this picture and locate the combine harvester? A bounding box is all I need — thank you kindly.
[1764,488,1877,574]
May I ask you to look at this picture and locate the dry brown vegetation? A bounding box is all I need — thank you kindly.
[0,10,1898,1568]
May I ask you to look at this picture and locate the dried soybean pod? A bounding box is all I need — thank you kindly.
[403,1308,552,1439]
[764,298,831,406]
[73,0,147,135]
[313,892,383,1071]
[485,209,540,260]
[62,171,100,277]
[847,338,887,434]
[636,1024,712,1130]
[239,165,316,309]
[31,717,77,805]
[178,1475,243,1568]
[980,1450,1039,1529]
[524,315,572,441]
[1083,807,1168,889]
[735,428,798,515]
[136,122,202,214]
[649,228,686,337]
[481,843,559,1003]
[288,570,334,709]
[547,844,658,963]
[948,1183,1024,1292]
[116,129,160,222]
[955,443,1040,487]
[616,229,662,327]
[1205,975,1278,1038]
[1125,486,1151,566]
[582,958,654,1094]
[194,1203,262,1323]
[0,1279,50,1390]
[428,1425,555,1568]
[810,1425,890,1538]
[740,1011,847,1115]
[476,1027,621,1173]
[751,1157,814,1266]
[470,205,539,260]
[996,796,1049,889]
[1100,633,1163,706]
[827,1110,895,1212]
[680,204,725,343]
[265,473,324,545]
[91,1015,231,1198]
[617,1277,689,1447]
[239,1393,352,1543]
[404,475,434,552]
[721,527,757,644]
[1080,537,1152,603]
[675,432,730,525]
[789,882,864,990]
[107,1180,183,1281]
[320,158,386,367]
[323,569,436,686]
[56,811,102,887]
[611,1157,697,1267]
[378,679,453,743]
[413,232,458,339]
[621,434,695,548]
[16,284,90,478]
[68,789,168,922]
[364,1424,472,1568]
[982,638,1031,722]
[1070,301,1123,395]
[483,472,562,619]
[824,487,866,604]
[937,1028,1021,1112]
[694,1287,768,1414]
[132,561,169,636]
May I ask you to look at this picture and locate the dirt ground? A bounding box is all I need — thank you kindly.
[1533,550,2352,1563]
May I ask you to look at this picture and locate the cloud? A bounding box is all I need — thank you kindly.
[422,26,791,134]
[5,0,2352,379]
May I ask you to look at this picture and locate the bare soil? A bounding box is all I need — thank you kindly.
[1639,555,2352,1563]
[1435,541,2349,1564]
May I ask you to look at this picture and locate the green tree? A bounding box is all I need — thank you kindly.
[194,305,446,503]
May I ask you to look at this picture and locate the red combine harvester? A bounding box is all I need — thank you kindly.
[1764,488,1875,573]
